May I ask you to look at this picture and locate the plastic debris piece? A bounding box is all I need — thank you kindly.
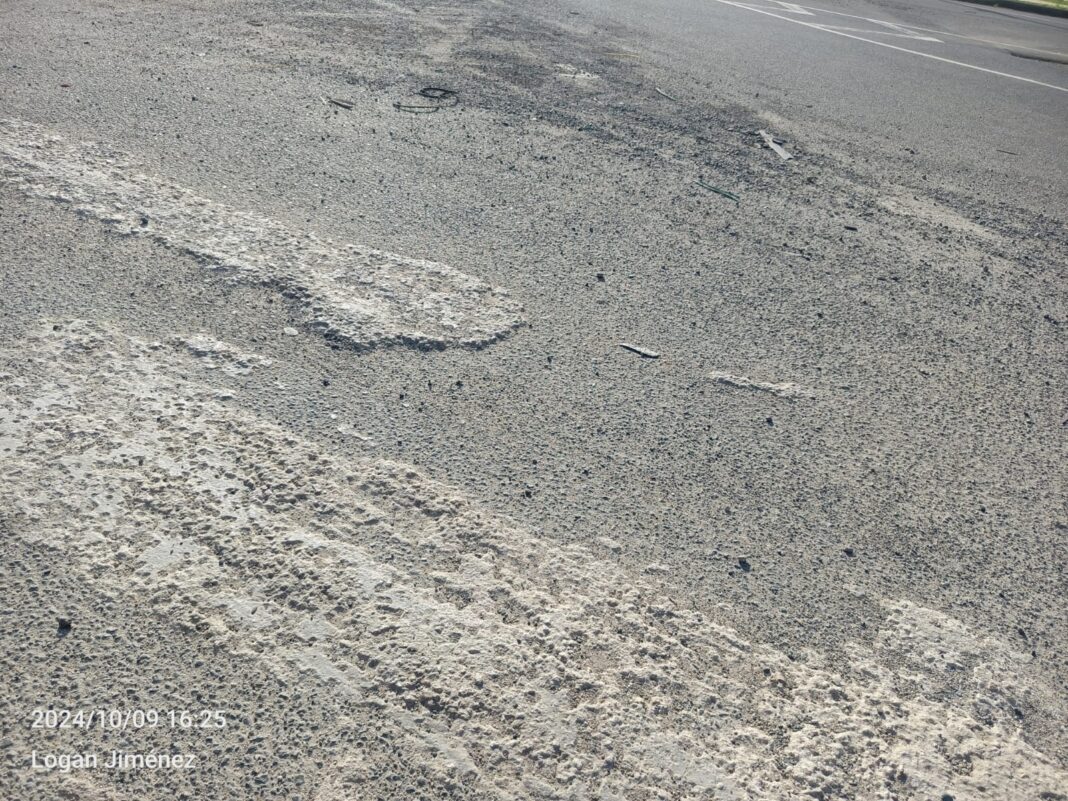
[321,96,354,110]
[758,129,792,160]
[619,343,660,359]
[696,181,739,203]
[394,87,459,113]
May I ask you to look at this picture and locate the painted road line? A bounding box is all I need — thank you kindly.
[710,0,1068,92]
[752,0,1068,57]
[764,4,942,40]
[871,19,941,41]
[774,2,814,14]
[809,23,941,42]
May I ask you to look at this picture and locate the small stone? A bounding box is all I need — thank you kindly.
[283,327,298,336]
[57,618,72,638]
[843,548,855,557]
[737,558,751,573]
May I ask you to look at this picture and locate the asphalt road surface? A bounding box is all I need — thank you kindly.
[1,0,1065,799]
[559,0,1068,206]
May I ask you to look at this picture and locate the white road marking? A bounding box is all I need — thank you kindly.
[872,19,942,42]
[710,0,1068,93]
[765,5,943,41]
[774,2,813,14]
[810,23,941,42]
[751,0,1068,57]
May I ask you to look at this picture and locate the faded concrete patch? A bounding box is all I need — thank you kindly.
[0,119,524,351]
[1,320,1064,800]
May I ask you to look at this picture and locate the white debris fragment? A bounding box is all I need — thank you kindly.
[619,342,660,359]
[554,63,600,83]
[709,370,815,399]
[758,129,793,161]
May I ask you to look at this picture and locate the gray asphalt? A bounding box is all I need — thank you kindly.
[557,0,1068,208]
[1,0,1066,797]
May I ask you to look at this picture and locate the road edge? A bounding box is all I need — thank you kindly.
[955,0,1068,19]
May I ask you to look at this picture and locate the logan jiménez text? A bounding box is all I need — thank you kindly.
[30,750,196,772]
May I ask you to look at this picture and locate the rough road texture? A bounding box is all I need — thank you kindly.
[0,119,523,350]
[1,321,1065,800]
[0,0,1065,798]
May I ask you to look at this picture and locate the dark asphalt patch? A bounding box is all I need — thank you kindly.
[1009,50,1068,65]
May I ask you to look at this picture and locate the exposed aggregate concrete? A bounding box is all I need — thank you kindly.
[1,320,1065,799]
